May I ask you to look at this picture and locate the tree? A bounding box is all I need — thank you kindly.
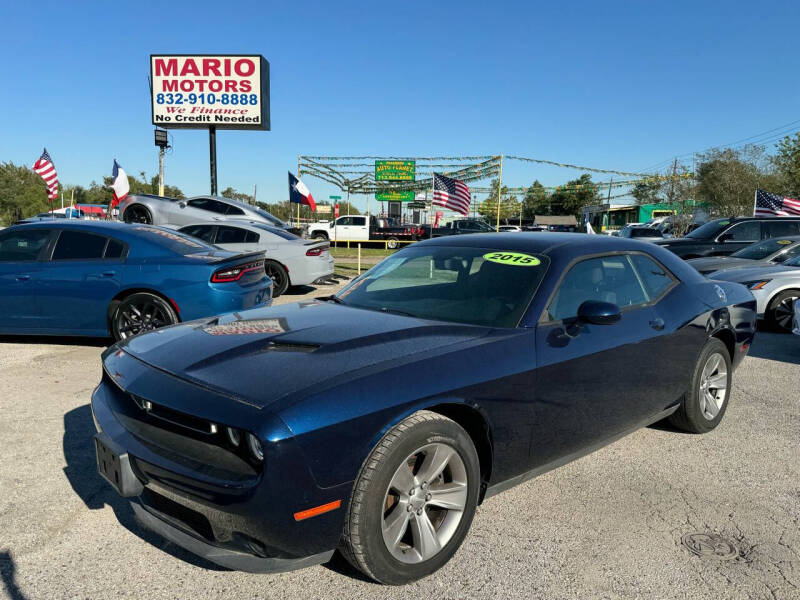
[631,178,662,205]
[221,187,254,203]
[549,174,600,217]
[522,180,550,218]
[478,179,517,223]
[0,162,53,224]
[694,145,779,216]
[773,133,800,197]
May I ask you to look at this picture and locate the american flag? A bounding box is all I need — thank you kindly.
[433,173,471,216]
[32,148,59,201]
[754,189,800,216]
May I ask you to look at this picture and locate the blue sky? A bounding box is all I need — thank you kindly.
[1,0,799,211]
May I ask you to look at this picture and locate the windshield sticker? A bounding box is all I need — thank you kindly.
[777,240,793,245]
[483,252,541,266]
[718,220,730,226]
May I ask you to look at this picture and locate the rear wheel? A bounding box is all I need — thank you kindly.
[111,293,178,340]
[312,232,329,241]
[123,205,153,224]
[340,411,480,585]
[386,237,400,250]
[668,337,731,433]
[766,289,799,332]
[265,261,289,297]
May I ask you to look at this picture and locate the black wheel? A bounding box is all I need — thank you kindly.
[111,293,178,341]
[766,289,799,332]
[123,205,153,224]
[265,261,289,297]
[386,237,400,250]
[340,410,480,585]
[668,338,731,433]
[312,232,329,241]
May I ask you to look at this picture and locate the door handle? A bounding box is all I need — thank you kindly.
[15,275,30,282]
[649,318,665,331]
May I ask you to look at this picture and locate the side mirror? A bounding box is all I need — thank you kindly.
[578,300,621,325]
[329,222,335,228]
[178,201,186,208]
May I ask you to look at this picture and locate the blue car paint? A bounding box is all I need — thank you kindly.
[0,221,272,337]
[91,233,757,569]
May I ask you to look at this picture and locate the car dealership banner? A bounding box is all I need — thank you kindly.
[150,55,270,130]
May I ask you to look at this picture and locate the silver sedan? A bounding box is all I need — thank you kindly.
[710,255,800,331]
[178,220,334,297]
[119,194,290,230]
[688,236,800,275]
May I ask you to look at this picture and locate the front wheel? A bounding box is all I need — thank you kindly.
[264,261,289,297]
[122,204,152,224]
[766,289,799,332]
[340,411,480,585]
[111,293,178,341]
[668,337,731,433]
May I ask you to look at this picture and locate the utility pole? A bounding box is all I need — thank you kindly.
[158,147,165,196]
[253,184,257,204]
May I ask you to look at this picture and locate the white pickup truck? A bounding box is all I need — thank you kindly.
[306,215,425,248]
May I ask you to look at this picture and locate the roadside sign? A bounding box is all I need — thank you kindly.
[408,201,426,209]
[330,195,342,200]
[375,160,415,181]
[376,190,415,202]
[316,205,332,214]
[334,203,340,218]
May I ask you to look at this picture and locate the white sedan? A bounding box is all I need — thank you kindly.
[178,221,334,297]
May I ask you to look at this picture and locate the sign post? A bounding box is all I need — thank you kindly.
[150,55,271,195]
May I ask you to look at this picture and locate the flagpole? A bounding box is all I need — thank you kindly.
[297,156,301,231]
[753,189,758,217]
[496,155,503,232]
[429,174,435,239]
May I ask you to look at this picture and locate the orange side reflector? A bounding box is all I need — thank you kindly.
[294,500,342,522]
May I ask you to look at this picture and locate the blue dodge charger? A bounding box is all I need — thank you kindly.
[91,233,756,584]
[0,220,271,339]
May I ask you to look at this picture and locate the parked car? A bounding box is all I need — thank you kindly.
[307,215,426,248]
[0,221,271,339]
[118,194,291,231]
[618,226,664,240]
[709,254,800,331]
[498,225,522,232]
[654,216,800,258]
[91,233,755,583]
[688,236,800,275]
[178,221,334,297]
[432,218,495,236]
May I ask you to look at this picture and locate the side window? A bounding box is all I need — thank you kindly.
[775,244,800,263]
[629,254,674,300]
[0,229,51,262]
[352,217,366,226]
[188,199,227,214]
[181,225,216,243]
[215,226,248,244]
[338,217,353,226]
[104,239,125,259]
[52,231,107,260]
[245,230,260,243]
[722,221,760,241]
[764,220,800,237]
[547,255,648,321]
[225,204,245,216]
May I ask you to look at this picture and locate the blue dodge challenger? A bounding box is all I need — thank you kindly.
[91,233,756,584]
[0,221,271,339]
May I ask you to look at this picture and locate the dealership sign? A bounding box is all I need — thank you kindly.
[375,160,415,181]
[376,190,415,202]
[150,55,270,130]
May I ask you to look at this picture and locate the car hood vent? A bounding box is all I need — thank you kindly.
[263,341,319,353]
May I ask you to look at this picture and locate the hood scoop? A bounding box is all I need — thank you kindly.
[263,341,320,353]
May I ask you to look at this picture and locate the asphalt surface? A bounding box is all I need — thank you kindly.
[1,286,799,599]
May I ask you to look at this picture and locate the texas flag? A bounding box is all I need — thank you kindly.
[110,160,129,208]
[288,172,316,211]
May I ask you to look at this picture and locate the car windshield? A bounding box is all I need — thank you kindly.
[251,223,301,241]
[685,219,731,239]
[731,238,795,260]
[252,207,288,228]
[334,245,549,327]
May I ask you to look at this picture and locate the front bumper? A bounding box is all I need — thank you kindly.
[90,364,350,572]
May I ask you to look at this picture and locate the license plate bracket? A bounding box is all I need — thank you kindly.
[94,433,143,497]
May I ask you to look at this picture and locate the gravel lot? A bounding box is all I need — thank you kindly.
[1,284,798,599]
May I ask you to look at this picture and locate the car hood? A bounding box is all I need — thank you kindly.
[688,256,757,273]
[708,264,800,282]
[116,302,492,410]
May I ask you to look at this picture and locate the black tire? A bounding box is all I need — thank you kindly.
[111,292,178,341]
[312,232,329,241]
[765,289,799,332]
[340,410,480,585]
[122,204,153,224]
[668,338,732,433]
[386,237,400,250]
[265,260,289,297]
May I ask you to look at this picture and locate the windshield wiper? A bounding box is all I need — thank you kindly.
[318,295,346,305]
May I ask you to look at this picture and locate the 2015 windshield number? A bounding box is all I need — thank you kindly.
[483,252,540,266]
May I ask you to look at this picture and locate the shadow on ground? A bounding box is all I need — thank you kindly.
[0,551,28,600]
[747,329,800,365]
[62,404,226,571]
[0,335,110,348]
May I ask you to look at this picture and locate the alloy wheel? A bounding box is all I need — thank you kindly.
[773,295,798,331]
[698,352,728,420]
[116,298,174,339]
[381,443,468,564]
[124,205,152,224]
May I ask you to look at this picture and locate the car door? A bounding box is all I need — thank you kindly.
[349,216,369,240]
[38,230,124,334]
[178,224,217,245]
[334,216,352,241]
[531,253,666,468]
[0,228,53,330]
[763,219,800,239]
[715,221,761,254]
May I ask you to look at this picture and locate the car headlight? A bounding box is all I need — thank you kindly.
[247,433,264,461]
[744,280,771,290]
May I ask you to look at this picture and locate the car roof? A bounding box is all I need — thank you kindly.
[10,219,132,232]
[419,232,664,255]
